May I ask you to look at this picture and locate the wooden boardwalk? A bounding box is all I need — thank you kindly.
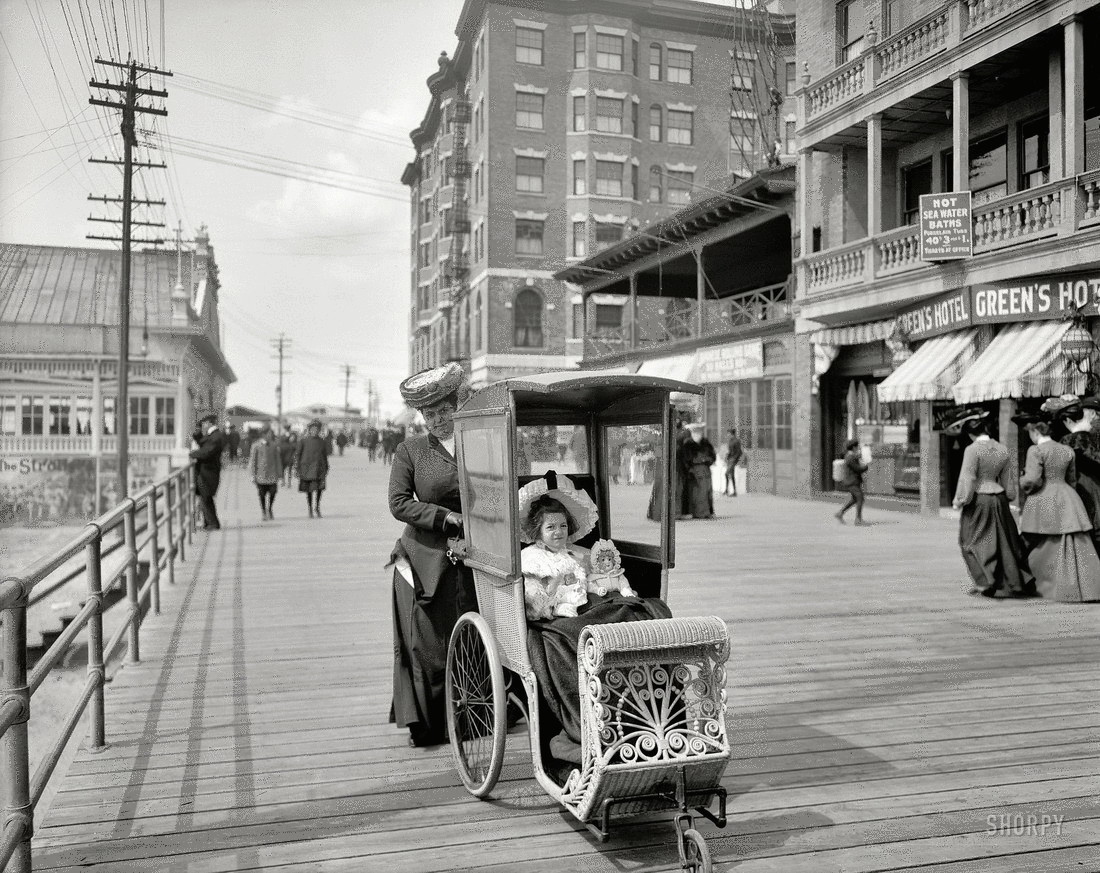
[31,452,1100,872]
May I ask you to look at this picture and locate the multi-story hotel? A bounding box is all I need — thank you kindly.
[795,0,1100,513]
[402,0,796,387]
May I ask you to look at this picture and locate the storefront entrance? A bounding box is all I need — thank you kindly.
[704,376,793,496]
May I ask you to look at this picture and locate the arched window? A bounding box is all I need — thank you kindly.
[649,105,662,142]
[513,288,543,348]
[649,166,662,203]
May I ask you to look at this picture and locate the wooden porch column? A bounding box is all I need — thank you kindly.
[1048,47,1064,179]
[951,73,970,190]
[919,400,940,516]
[91,361,102,457]
[695,248,705,338]
[1000,398,1020,506]
[1063,15,1085,176]
[798,147,812,254]
[628,273,637,350]
[175,362,189,451]
[867,113,882,237]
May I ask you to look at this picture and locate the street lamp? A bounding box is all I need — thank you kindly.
[1061,321,1098,394]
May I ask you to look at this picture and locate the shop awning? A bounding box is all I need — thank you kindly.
[952,321,1084,404]
[807,319,897,346]
[876,329,982,403]
[636,352,698,382]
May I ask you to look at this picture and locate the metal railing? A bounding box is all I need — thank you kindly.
[0,465,194,872]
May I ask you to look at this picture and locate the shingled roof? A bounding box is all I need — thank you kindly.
[0,243,196,327]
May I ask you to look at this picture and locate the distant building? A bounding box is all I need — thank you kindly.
[225,404,276,433]
[0,228,235,525]
[402,0,796,387]
[284,403,365,433]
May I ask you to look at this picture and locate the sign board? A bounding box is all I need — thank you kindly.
[895,272,1100,341]
[694,339,764,384]
[919,192,972,261]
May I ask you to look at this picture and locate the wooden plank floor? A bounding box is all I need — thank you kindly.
[31,452,1100,872]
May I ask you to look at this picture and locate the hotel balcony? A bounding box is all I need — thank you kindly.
[0,435,179,455]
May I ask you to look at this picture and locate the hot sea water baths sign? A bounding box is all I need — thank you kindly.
[919,192,972,261]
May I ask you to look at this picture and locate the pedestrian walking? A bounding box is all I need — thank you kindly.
[724,427,743,496]
[278,429,297,486]
[835,438,869,525]
[948,407,1034,598]
[249,425,283,521]
[382,422,402,465]
[295,420,330,518]
[323,428,335,457]
[387,363,476,747]
[336,429,349,456]
[226,423,241,464]
[365,425,380,462]
[189,413,225,531]
[1049,395,1100,556]
[1019,418,1100,602]
[682,422,717,519]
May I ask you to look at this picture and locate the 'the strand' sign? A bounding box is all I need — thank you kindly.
[919,192,972,261]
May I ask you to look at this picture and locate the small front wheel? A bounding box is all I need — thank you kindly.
[446,612,506,798]
[680,828,712,873]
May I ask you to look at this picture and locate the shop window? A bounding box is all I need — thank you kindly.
[574,31,586,68]
[755,380,774,450]
[1018,116,1049,190]
[573,95,586,132]
[513,288,543,347]
[0,395,16,434]
[649,105,662,142]
[649,43,662,80]
[775,378,792,451]
[837,0,866,63]
[738,382,753,448]
[573,159,586,195]
[515,218,544,256]
[667,109,693,146]
[515,26,543,65]
[155,397,176,436]
[47,395,71,435]
[902,159,932,225]
[596,33,624,71]
[129,396,151,436]
[516,92,544,130]
[667,49,693,85]
[595,160,623,196]
[595,97,624,134]
[595,221,622,251]
[969,129,1008,205]
[22,395,44,435]
[516,156,545,193]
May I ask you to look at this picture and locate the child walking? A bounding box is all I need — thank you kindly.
[248,425,283,520]
[294,419,330,518]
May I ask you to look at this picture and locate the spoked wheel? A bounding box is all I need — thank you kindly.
[680,828,712,873]
[445,612,506,797]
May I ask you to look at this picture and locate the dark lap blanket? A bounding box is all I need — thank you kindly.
[527,593,672,744]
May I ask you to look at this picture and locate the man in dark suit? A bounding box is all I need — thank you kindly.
[190,412,226,530]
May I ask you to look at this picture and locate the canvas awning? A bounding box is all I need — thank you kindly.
[636,352,698,383]
[807,319,897,346]
[877,329,982,403]
[952,321,1084,404]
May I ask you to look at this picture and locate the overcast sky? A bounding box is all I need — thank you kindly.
[0,0,460,418]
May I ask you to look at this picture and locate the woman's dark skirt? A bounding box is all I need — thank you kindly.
[389,562,475,746]
[958,493,1034,596]
[298,478,325,493]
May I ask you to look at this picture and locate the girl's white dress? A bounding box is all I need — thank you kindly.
[520,542,589,620]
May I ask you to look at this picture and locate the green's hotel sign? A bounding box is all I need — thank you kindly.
[897,272,1100,342]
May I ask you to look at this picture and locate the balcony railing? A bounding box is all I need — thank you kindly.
[0,435,179,455]
[801,176,1096,296]
[805,56,865,121]
[876,6,953,82]
[965,0,1030,32]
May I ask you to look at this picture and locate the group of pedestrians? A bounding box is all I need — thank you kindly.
[948,398,1100,604]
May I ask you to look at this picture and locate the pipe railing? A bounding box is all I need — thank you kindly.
[0,465,194,873]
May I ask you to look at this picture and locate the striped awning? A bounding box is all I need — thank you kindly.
[877,329,981,403]
[807,319,897,346]
[952,321,1085,404]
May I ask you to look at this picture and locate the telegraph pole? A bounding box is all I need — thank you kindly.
[89,58,171,498]
[341,365,356,427]
[271,335,292,428]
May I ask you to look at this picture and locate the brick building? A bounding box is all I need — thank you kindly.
[402,0,797,387]
[794,0,1100,513]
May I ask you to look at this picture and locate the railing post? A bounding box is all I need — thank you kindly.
[124,502,140,664]
[187,465,195,543]
[85,536,107,751]
[0,576,33,872]
[175,471,186,563]
[147,486,161,615]
[164,476,177,585]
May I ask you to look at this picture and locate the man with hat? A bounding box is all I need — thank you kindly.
[190,412,226,531]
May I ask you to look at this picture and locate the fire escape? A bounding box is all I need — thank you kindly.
[442,97,472,366]
[727,2,784,178]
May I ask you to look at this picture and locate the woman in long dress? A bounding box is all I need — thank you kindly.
[681,422,717,518]
[949,409,1034,597]
[1052,396,1100,556]
[387,363,476,746]
[1019,420,1100,602]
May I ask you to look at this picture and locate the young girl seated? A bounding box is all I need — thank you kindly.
[518,477,599,622]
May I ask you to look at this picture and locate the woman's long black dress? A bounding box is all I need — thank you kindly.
[1061,429,1100,556]
[387,434,476,746]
